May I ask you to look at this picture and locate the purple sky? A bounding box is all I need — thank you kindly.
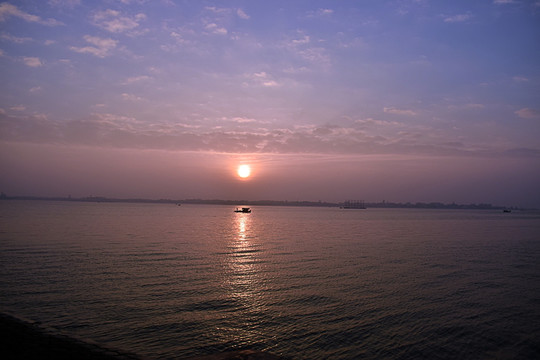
[1,0,539,207]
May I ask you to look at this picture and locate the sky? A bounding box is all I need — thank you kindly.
[1,0,539,207]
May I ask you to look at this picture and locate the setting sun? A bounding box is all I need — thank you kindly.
[237,164,251,178]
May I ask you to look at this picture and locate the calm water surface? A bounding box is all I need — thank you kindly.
[1,200,539,359]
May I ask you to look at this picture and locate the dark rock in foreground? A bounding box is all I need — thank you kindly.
[186,349,289,359]
[0,313,289,360]
[0,313,142,360]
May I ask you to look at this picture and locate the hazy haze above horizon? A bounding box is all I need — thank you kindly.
[1,0,539,207]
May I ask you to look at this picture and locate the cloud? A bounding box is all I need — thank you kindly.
[169,31,190,45]
[281,32,331,68]
[1,112,538,158]
[253,72,269,78]
[121,93,144,101]
[283,66,310,74]
[91,9,146,33]
[318,9,334,15]
[307,8,334,18]
[512,76,529,82]
[204,6,229,14]
[70,35,118,58]
[122,75,152,84]
[204,23,227,35]
[384,107,418,116]
[515,108,540,119]
[92,112,139,126]
[237,8,250,19]
[493,0,516,4]
[48,0,81,7]
[22,57,43,67]
[222,116,258,123]
[338,37,365,49]
[1,33,32,43]
[355,118,401,127]
[262,80,280,87]
[443,13,473,23]
[448,103,485,110]
[0,2,63,25]
[247,72,282,88]
[294,47,331,68]
[292,35,310,45]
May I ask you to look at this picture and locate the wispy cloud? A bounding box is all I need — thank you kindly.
[443,13,473,23]
[48,0,81,7]
[1,33,32,43]
[204,22,227,35]
[168,31,190,45]
[297,47,330,66]
[222,116,258,124]
[204,6,229,14]
[122,75,152,84]
[281,32,331,68]
[0,2,63,25]
[292,35,310,45]
[384,107,418,116]
[70,35,118,58]
[247,72,281,88]
[515,108,540,119]
[121,93,144,102]
[355,118,401,127]
[513,76,529,82]
[237,8,250,19]
[3,111,536,158]
[307,8,334,18]
[91,9,146,33]
[22,57,43,67]
[448,103,485,110]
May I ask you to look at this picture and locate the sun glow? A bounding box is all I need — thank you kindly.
[237,164,251,178]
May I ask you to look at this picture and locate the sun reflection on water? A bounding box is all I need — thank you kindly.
[215,211,271,347]
[238,215,247,241]
[228,213,259,296]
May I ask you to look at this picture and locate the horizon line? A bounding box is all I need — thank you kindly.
[0,193,528,210]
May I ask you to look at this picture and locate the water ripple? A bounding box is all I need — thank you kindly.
[1,203,539,360]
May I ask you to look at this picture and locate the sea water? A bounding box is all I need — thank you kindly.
[0,200,539,359]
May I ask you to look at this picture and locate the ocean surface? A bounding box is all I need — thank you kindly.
[1,200,539,359]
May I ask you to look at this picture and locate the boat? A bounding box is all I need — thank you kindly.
[234,207,251,213]
[503,209,511,213]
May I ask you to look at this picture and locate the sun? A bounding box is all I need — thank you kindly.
[237,164,251,178]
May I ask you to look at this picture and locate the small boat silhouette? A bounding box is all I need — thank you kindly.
[234,207,251,213]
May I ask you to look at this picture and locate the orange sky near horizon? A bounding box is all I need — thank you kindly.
[1,141,538,207]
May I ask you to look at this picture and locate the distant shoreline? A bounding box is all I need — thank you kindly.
[0,194,526,210]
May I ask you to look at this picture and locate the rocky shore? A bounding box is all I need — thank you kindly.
[0,313,288,360]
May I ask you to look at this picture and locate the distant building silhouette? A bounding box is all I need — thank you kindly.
[341,200,366,209]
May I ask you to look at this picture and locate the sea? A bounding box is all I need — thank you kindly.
[0,200,539,359]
